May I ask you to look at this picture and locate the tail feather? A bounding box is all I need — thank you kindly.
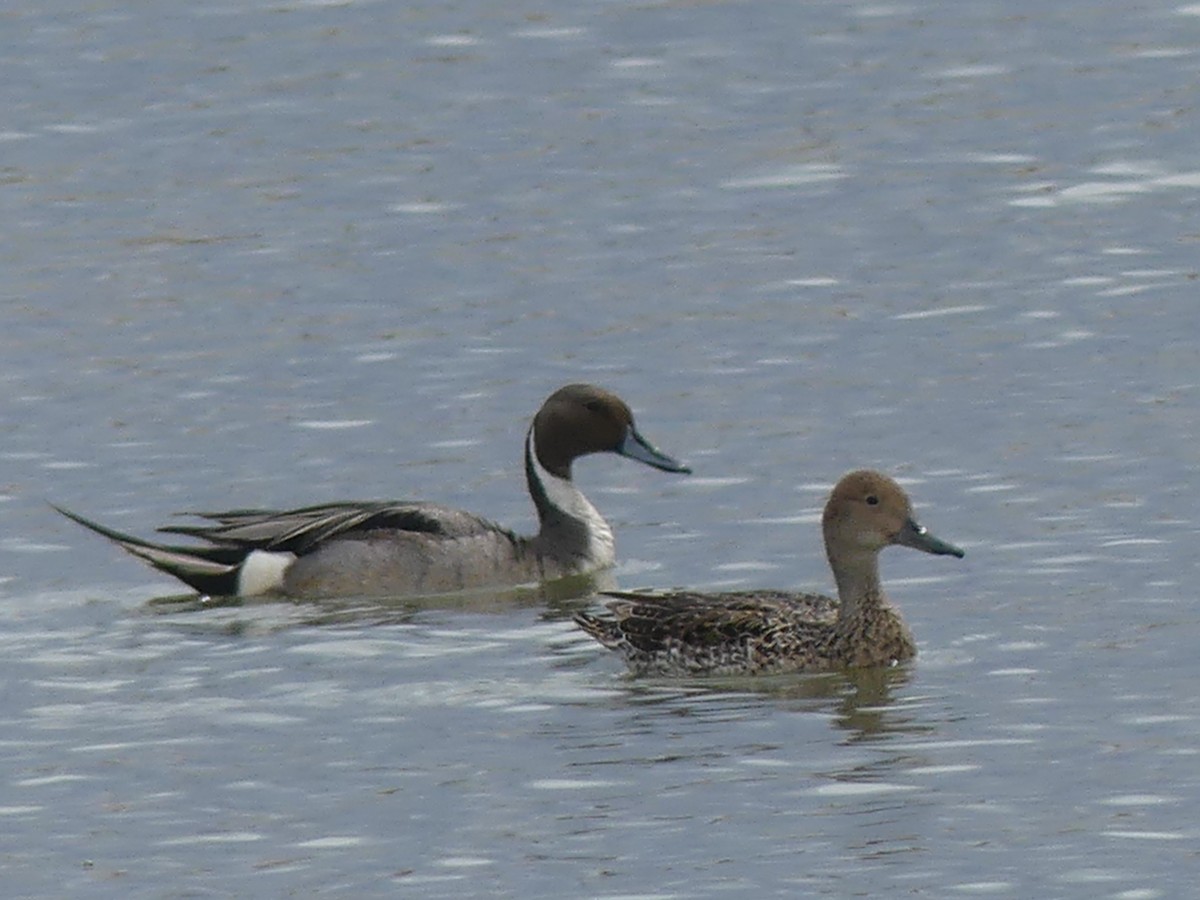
[573,612,625,650]
[53,504,245,596]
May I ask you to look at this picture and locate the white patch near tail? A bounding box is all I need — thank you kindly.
[237,550,297,596]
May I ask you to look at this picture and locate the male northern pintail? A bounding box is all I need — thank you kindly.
[57,383,691,599]
[575,470,963,676]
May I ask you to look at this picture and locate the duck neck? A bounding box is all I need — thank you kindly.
[829,548,888,621]
[828,546,916,666]
[523,426,615,569]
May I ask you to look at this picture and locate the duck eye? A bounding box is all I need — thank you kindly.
[584,400,602,413]
[865,495,879,506]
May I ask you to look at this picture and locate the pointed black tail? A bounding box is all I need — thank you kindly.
[53,504,247,596]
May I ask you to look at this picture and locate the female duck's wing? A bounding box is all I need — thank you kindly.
[600,588,837,626]
[575,589,838,673]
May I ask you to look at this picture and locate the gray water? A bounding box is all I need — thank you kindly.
[3,0,1199,896]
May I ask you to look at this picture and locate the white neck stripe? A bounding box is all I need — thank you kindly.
[527,429,615,567]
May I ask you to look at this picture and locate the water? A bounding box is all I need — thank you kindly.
[3,0,1199,895]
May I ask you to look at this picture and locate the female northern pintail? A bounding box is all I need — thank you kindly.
[57,383,691,599]
[575,470,963,676]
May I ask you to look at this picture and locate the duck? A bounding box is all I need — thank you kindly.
[574,469,963,676]
[57,383,691,599]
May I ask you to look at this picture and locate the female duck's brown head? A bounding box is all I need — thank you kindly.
[822,470,964,560]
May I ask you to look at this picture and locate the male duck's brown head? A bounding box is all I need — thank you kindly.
[530,383,691,480]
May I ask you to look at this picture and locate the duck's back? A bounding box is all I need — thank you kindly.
[164,501,505,549]
[601,589,839,625]
[283,517,538,598]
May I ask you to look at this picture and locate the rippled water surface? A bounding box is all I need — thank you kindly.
[3,0,1199,896]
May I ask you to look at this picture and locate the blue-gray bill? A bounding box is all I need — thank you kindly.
[618,426,692,474]
[896,517,964,558]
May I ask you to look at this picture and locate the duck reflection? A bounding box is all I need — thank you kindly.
[143,568,615,629]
